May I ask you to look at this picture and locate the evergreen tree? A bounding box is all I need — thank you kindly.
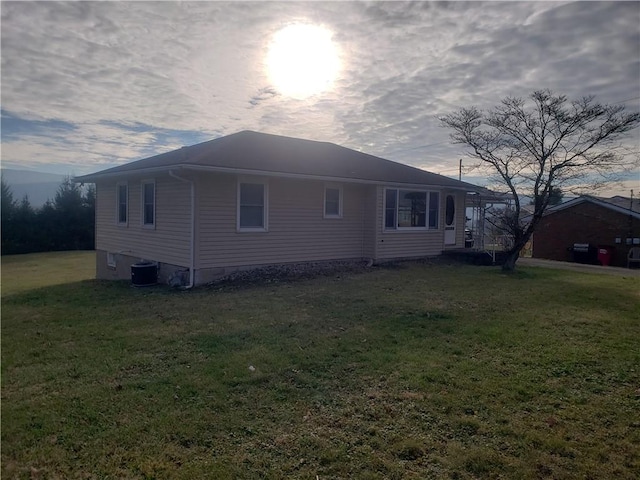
[548,187,564,206]
[53,177,86,250]
[82,184,96,249]
[37,201,58,252]
[1,178,17,253]
[13,196,36,253]
[1,176,95,254]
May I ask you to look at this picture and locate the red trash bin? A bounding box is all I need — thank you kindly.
[597,246,613,266]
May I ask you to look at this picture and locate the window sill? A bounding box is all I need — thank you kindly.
[237,227,269,233]
[383,228,439,233]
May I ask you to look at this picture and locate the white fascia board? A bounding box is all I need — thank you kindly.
[73,165,184,183]
[74,163,477,192]
[183,164,476,191]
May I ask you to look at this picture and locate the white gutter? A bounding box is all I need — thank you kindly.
[74,165,181,183]
[77,163,477,192]
[169,170,195,289]
[185,165,477,191]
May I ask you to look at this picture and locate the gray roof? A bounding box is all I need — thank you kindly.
[540,195,640,220]
[75,130,480,190]
[597,195,640,214]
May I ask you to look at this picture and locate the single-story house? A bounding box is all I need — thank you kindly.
[531,195,640,267]
[75,130,485,286]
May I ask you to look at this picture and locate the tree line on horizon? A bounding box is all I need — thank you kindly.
[1,176,95,255]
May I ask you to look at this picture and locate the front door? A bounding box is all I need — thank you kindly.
[444,194,456,245]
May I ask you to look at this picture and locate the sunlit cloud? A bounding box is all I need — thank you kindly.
[1,0,638,194]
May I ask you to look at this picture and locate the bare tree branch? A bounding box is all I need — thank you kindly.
[440,89,640,271]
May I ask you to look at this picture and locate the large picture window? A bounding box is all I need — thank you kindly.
[142,181,155,227]
[238,182,267,230]
[429,192,439,229]
[117,183,128,225]
[384,189,439,230]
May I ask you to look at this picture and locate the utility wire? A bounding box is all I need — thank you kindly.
[383,141,449,156]
[379,95,639,160]
[613,95,640,105]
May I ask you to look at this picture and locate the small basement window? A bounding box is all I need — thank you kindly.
[107,252,117,268]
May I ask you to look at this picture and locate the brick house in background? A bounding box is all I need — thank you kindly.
[531,195,640,267]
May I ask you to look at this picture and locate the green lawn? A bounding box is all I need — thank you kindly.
[1,250,95,296]
[2,253,639,479]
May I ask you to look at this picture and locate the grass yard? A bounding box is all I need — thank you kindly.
[2,253,639,479]
[1,251,96,296]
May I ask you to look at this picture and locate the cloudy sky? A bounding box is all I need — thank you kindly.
[1,1,639,191]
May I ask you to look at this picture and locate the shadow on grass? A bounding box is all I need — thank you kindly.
[3,262,639,479]
[1,279,189,307]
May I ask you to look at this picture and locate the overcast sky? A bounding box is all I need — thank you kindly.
[1,1,639,192]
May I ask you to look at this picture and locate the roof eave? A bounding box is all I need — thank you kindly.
[73,165,186,183]
[74,163,479,191]
[540,195,640,220]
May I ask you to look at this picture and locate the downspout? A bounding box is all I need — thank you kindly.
[169,170,195,289]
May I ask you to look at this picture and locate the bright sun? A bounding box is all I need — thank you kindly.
[267,24,340,99]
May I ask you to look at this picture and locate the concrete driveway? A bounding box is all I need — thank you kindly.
[518,257,640,277]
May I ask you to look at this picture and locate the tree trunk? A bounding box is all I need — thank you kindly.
[501,232,533,272]
[501,249,520,272]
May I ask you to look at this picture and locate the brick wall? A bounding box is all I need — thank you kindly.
[532,201,640,267]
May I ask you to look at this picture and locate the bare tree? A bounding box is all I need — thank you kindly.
[441,90,639,271]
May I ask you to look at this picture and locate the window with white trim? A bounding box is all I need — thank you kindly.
[428,192,439,228]
[141,180,155,227]
[117,183,128,225]
[324,185,342,218]
[384,189,439,230]
[238,181,267,231]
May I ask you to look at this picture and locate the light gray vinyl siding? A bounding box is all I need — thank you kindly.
[95,171,464,276]
[197,174,366,268]
[95,175,191,267]
[374,186,445,260]
[362,185,377,259]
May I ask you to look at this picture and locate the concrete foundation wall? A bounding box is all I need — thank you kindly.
[97,250,368,286]
[96,250,188,285]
